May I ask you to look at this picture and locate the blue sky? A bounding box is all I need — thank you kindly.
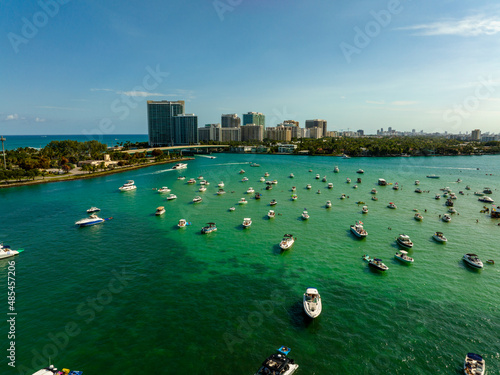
[2,0,500,135]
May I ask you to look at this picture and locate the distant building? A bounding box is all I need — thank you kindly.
[357,129,364,136]
[221,127,241,142]
[278,144,297,153]
[283,120,299,127]
[305,119,327,136]
[241,124,264,142]
[147,100,185,146]
[221,114,241,128]
[309,127,323,139]
[174,114,198,145]
[471,129,481,141]
[198,124,221,142]
[243,112,265,128]
[266,125,292,142]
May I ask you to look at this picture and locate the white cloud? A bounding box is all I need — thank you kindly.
[35,117,46,122]
[116,90,167,97]
[35,106,86,111]
[90,88,114,92]
[5,114,18,120]
[399,15,500,36]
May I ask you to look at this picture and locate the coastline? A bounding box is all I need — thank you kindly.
[0,157,194,189]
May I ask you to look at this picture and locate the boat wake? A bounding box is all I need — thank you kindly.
[151,169,175,174]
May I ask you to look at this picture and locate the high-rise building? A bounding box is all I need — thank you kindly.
[241,124,264,142]
[174,114,198,145]
[221,127,241,142]
[243,112,265,128]
[305,119,327,136]
[357,129,364,136]
[283,120,299,127]
[280,122,301,139]
[221,114,241,128]
[471,129,481,141]
[147,100,185,146]
[198,124,221,142]
[266,125,292,142]
[309,127,323,139]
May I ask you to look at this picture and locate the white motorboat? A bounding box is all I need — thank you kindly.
[201,222,217,234]
[393,183,399,190]
[268,210,275,218]
[289,173,294,178]
[340,194,346,199]
[322,176,327,182]
[254,347,298,375]
[217,189,226,195]
[279,234,295,250]
[0,243,24,259]
[238,198,248,204]
[199,180,209,185]
[242,218,252,228]
[372,196,378,201]
[415,180,420,185]
[327,183,333,189]
[342,154,350,159]
[306,184,312,189]
[157,186,171,193]
[86,207,100,213]
[172,163,187,170]
[350,221,367,238]
[483,187,492,194]
[371,188,377,194]
[229,207,235,211]
[291,194,298,201]
[464,353,485,375]
[166,194,177,200]
[334,166,339,173]
[474,191,484,196]
[177,176,186,180]
[426,174,440,179]
[378,178,387,186]
[155,206,165,216]
[270,199,278,206]
[478,196,494,203]
[32,365,83,375]
[193,196,203,203]
[315,174,320,179]
[246,187,255,194]
[368,258,388,271]
[242,177,249,181]
[463,254,483,269]
[388,202,397,209]
[396,234,413,249]
[272,180,278,185]
[119,180,136,191]
[414,213,423,221]
[260,177,265,182]
[303,288,322,318]
[433,232,447,242]
[264,172,270,177]
[415,188,422,193]
[448,207,457,214]
[346,178,351,183]
[292,186,296,191]
[317,189,321,194]
[198,186,207,192]
[362,205,368,214]
[442,214,451,222]
[353,184,358,189]
[395,250,414,263]
[435,194,441,199]
[301,210,309,220]
[239,169,245,174]
[187,178,196,184]
[178,219,188,228]
[326,200,332,208]
[356,169,364,174]
[75,214,105,227]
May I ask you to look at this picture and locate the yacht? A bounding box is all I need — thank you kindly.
[350,221,367,238]
[279,234,295,250]
[268,210,275,218]
[388,202,397,209]
[32,365,83,375]
[192,196,203,203]
[166,194,177,200]
[356,169,364,174]
[172,163,187,170]
[464,353,485,375]
[198,186,207,192]
[362,205,368,214]
[463,254,483,269]
[346,178,351,183]
[254,347,298,375]
[201,222,217,234]
[119,180,136,191]
[187,178,196,184]
[334,166,339,173]
[301,210,309,220]
[414,180,420,185]
[442,214,451,222]
[371,188,377,194]
[306,184,312,189]
[270,199,277,206]
[433,232,447,242]
[75,214,105,227]
[0,243,24,260]
[396,234,413,249]
[198,176,204,180]
[242,177,249,182]
[326,200,332,208]
[414,213,423,221]
[86,207,100,213]
[289,173,294,178]
[155,206,165,216]
[217,189,226,195]
[303,288,322,318]
[291,194,298,201]
[246,187,255,194]
[478,196,494,203]
[327,183,333,189]
[415,188,422,193]
[368,258,389,271]
[178,219,188,228]
[238,197,248,204]
[157,186,171,193]
[242,218,252,228]
[315,174,320,179]
[395,250,414,263]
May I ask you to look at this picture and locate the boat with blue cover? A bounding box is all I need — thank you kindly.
[254,347,298,375]
[201,222,217,234]
[75,214,111,227]
[464,352,485,375]
[32,365,83,375]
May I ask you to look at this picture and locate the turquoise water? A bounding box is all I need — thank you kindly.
[1,154,499,374]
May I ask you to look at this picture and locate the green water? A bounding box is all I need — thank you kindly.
[1,154,499,374]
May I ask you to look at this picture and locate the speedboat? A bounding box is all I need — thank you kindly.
[187,178,196,184]
[242,177,249,182]
[157,186,171,193]
[478,196,494,203]
[255,193,262,199]
[303,288,322,318]
[246,187,255,194]
[229,207,235,211]
[177,176,186,180]
[415,180,420,185]
[396,234,413,249]
[457,178,462,183]
[289,173,294,178]
[291,194,298,201]
[198,186,207,192]
[449,193,457,199]
[350,221,367,238]
[254,347,298,375]
[250,162,259,167]
[327,183,333,189]
[178,219,188,228]
[371,188,377,194]
[342,154,350,159]
[414,213,423,221]
[32,365,82,375]
[260,177,265,182]
[415,188,422,193]
[483,187,492,194]
[442,214,451,222]
[464,352,485,375]
[172,163,187,170]
[346,178,351,183]
[352,184,358,189]
[268,210,275,218]
[378,178,387,186]
[334,166,339,173]
[433,232,447,242]
[272,180,278,185]
[306,184,312,189]
[465,185,471,190]
[395,250,414,263]
[317,189,321,194]
[392,183,399,190]
[435,194,441,199]
[239,169,245,174]
[315,174,320,179]
[369,258,388,271]
[217,189,226,195]
[426,174,440,178]
[201,222,217,234]
[279,234,295,250]
[301,210,309,220]
[75,214,105,227]
[264,172,270,177]
[357,177,362,183]
[326,200,332,208]
[270,199,277,206]
[192,196,203,203]
[356,169,364,174]
[463,254,483,269]
[242,218,252,228]
[0,243,24,259]
[119,180,136,191]
[86,207,100,213]
[388,202,397,209]
[200,180,210,185]
[292,186,296,191]
[322,176,327,182]
[166,194,177,200]
[198,176,203,180]
[239,198,248,204]
[474,191,484,196]
[155,206,165,216]
[372,196,378,201]
[362,205,368,214]
[340,194,346,199]
[448,207,457,214]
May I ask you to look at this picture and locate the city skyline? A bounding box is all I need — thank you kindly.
[2,0,500,136]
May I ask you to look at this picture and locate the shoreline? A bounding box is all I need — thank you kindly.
[0,158,194,189]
